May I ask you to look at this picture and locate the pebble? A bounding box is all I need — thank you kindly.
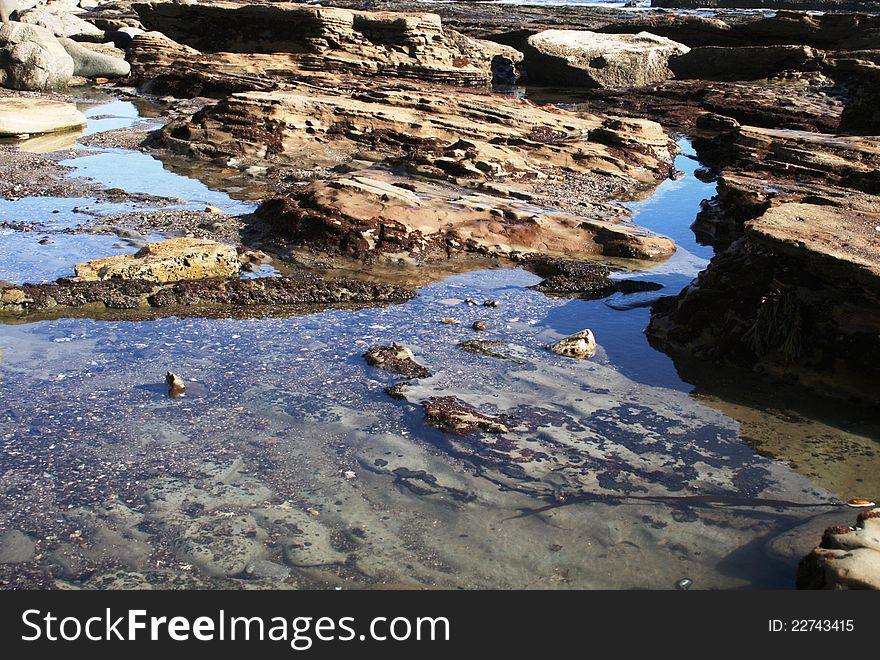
[165,371,187,398]
[847,498,876,508]
[483,300,499,307]
[472,321,487,331]
[440,317,460,325]
[675,578,692,590]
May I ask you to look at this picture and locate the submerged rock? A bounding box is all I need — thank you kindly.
[548,329,598,359]
[364,343,432,379]
[73,238,241,284]
[524,30,689,88]
[797,508,880,590]
[422,396,510,435]
[0,97,86,136]
[519,254,663,299]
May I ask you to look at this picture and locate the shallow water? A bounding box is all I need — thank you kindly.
[0,90,876,590]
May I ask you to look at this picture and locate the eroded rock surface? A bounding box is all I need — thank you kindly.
[364,343,432,379]
[797,508,880,590]
[73,238,241,284]
[0,96,86,136]
[524,29,689,88]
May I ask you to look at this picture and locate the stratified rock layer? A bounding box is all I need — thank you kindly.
[0,97,86,136]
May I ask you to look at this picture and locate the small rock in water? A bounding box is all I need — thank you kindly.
[205,206,222,215]
[166,371,186,398]
[847,498,876,508]
[547,329,597,359]
[472,321,487,331]
[440,317,460,325]
[676,578,693,590]
[463,298,479,306]
[483,300,499,307]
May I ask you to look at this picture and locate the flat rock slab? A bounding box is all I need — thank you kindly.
[73,238,241,283]
[0,97,86,136]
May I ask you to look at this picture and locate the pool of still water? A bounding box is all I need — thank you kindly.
[0,91,877,590]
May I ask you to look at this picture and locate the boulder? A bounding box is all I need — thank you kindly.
[0,21,75,90]
[58,36,130,78]
[670,45,821,81]
[17,6,103,38]
[547,329,598,359]
[523,30,689,88]
[73,238,241,283]
[797,509,880,589]
[0,96,86,135]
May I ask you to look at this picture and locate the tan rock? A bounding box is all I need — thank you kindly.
[0,98,86,136]
[73,238,240,283]
[524,30,690,88]
[797,509,880,589]
[547,329,598,359]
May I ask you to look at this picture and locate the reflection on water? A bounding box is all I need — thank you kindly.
[0,93,876,590]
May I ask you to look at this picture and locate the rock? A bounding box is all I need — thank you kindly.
[132,1,521,87]
[364,343,432,378]
[0,529,35,563]
[471,320,487,331]
[0,97,86,136]
[257,173,676,264]
[244,560,291,581]
[422,396,510,435]
[797,509,880,589]
[838,60,880,136]
[58,37,131,78]
[0,21,75,90]
[0,0,14,26]
[177,513,265,577]
[670,45,821,81]
[0,272,415,319]
[73,238,241,283]
[547,329,598,359]
[17,6,103,38]
[520,254,663,299]
[165,371,185,398]
[652,0,880,12]
[523,30,690,88]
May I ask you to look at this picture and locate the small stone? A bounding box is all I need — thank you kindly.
[205,206,222,215]
[847,498,877,508]
[472,321,487,331]
[440,317,460,325]
[547,329,597,359]
[307,508,320,518]
[675,578,692,590]
[483,300,499,307]
[166,371,186,398]
[343,470,356,480]
[463,298,479,306]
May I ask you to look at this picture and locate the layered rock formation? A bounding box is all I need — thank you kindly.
[131,1,520,87]
[648,122,880,404]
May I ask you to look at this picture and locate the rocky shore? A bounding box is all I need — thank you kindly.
[0,0,878,591]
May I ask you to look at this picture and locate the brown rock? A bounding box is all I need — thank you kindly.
[364,343,432,378]
[797,508,880,589]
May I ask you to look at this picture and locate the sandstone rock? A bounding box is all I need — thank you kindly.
[0,21,75,90]
[58,37,130,78]
[73,238,241,283]
[524,30,690,88]
[132,1,520,86]
[17,6,103,38]
[670,45,821,81]
[547,329,598,359]
[797,508,880,589]
[838,60,880,136]
[257,173,676,263]
[0,97,86,135]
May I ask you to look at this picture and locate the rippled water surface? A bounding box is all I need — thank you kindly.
[0,91,877,590]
